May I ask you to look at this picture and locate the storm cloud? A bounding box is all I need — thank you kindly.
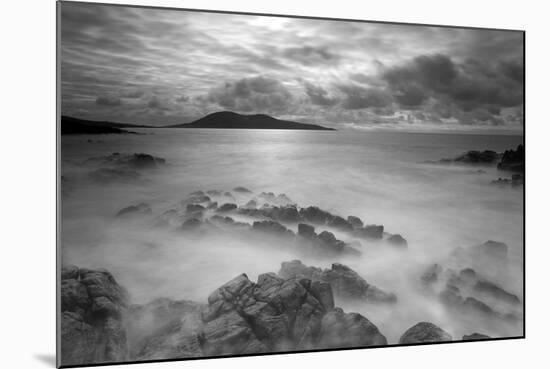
[60,2,524,131]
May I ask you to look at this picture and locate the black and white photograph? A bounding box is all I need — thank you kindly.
[58,1,524,367]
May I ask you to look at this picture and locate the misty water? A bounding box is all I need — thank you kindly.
[61,128,523,344]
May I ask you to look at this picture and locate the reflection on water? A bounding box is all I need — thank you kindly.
[61,128,523,343]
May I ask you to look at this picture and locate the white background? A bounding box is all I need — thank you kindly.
[0,0,547,367]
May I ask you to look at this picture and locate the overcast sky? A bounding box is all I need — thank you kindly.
[60,2,524,132]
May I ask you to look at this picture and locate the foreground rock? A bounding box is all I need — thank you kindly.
[61,266,129,366]
[62,265,388,363]
[399,322,452,344]
[462,333,490,340]
[279,260,396,303]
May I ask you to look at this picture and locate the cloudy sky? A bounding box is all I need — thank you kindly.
[60,2,524,132]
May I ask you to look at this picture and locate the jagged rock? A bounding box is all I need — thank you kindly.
[299,206,333,224]
[441,150,499,164]
[60,266,128,366]
[252,220,293,237]
[217,203,237,213]
[115,203,152,217]
[498,145,524,172]
[298,223,316,238]
[421,264,443,284]
[328,216,353,231]
[347,216,363,229]
[355,225,384,239]
[473,280,520,305]
[387,234,408,247]
[89,168,142,184]
[463,333,490,340]
[279,261,396,303]
[319,308,387,348]
[399,322,452,344]
[233,186,252,193]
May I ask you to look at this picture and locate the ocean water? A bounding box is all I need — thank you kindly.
[60,128,523,343]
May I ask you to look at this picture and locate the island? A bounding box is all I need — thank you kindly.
[60,116,151,135]
[167,111,335,131]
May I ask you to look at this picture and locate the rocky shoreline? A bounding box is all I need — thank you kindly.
[61,261,482,366]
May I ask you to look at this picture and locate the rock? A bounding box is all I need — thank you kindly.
[491,174,523,187]
[210,215,235,224]
[259,192,294,206]
[347,216,363,229]
[477,240,508,260]
[60,267,128,366]
[318,308,387,348]
[421,264,443,284]
[233,186,252,193]
[86,152,165,169]
[328,216,353,231]
[387,234,408,247]
[252,220,293,237]
[185,194,211,204]
[439,284,463,306]
[181,218,202,231]
[498,145,524,172]
[462,333,491,340]
[279,261,396,304]
[463,297,496,315]
[217,203,237,213]
[243,199,257,209]
[186,204,205,213]
[459,268,477,283]
[115,203,152,217]
[355,225,384,239]
[399,322,452,344]
[473,280,520,305]
[443,150,499,164]
[206,190,222,196]
[299,206,333,224]
[89,168,141,184]
[298,223,316,238]
[276,206,301,223]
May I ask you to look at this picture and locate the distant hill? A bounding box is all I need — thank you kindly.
[60,116,150,135]
[167,111,335,131]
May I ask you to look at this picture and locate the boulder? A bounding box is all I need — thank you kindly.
[318,308,387,348]
[399,322,452,344]
[298,223,316,238]
[387,234,408,248]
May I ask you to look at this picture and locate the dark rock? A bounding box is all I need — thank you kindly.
[233,186,252,193]
[463,297,496,315]
[473,280,520,305]
[252,220,293,237]
[498,145,524,172]
[477,240,508,260]
[298,223,316,238]
[60,267,128,366]
[86,152,165,169]
[444,150,499,164]
[181,218,202,230]
[279,260,396,304]
[355,225,384,239]
[347,216,363,229]
[387,234,408,247]
[89,168,141,184]
[439,284,463,306]
[217,203,237,213]
[462,333,490,340]
[277,206,301,223]
[319,308,387,348]
[115,203,152,217]
[421,264,443,284]
[299,206,333,224]
[491,174,523,187]
[186,204,205,213]
[399,322,452,344]
[328,216,353,231]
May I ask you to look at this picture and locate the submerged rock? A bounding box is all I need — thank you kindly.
[477,240,508,260]
[217,203,237,213]
[399,322,452,344]
[233,186,252,193]
[355,225,384,239]
[279,260,396,304]
[89,168,141,184]
[181,218,202,231]
[115,203,152,217]
[86,152,166,169]
[491,174,523,187]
